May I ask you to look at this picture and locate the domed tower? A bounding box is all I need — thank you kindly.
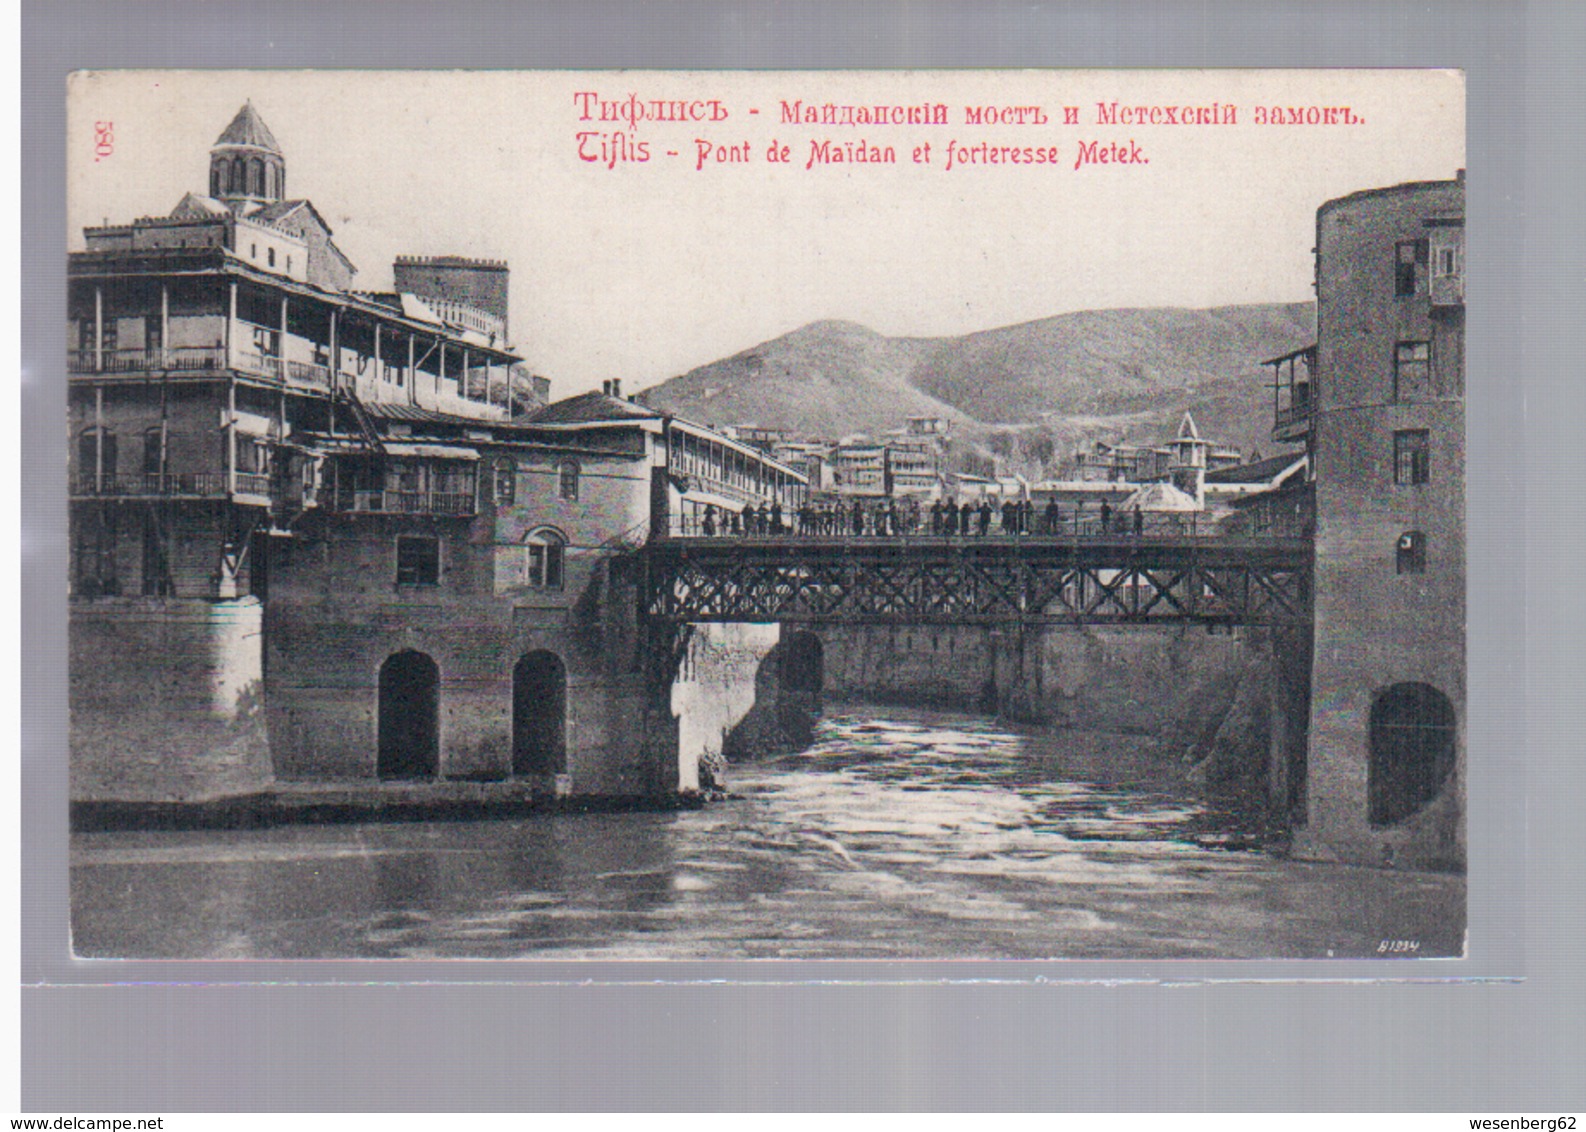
[209,101,285,205]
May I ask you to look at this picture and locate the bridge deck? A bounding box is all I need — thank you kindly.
[645,533,1313,626]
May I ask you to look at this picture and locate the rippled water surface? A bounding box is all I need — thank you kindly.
[71,706,1464,960]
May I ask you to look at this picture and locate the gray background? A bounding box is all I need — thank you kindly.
[21,0,1583,1111]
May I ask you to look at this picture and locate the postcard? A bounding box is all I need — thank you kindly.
[64,69,1466,961]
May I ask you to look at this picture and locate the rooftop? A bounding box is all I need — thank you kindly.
[214,102,281,153]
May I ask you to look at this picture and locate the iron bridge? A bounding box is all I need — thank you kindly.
[643,534,1313,627]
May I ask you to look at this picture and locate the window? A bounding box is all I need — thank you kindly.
[78,427,117,478]
[1396,530,1426,575]
[493,457,516,504]
[252,325,279,357]
[267,247,276,268]
[523,529,566,589]
[250,243,257,259]
[1394,341,1432,400]
[1437,247,1457,276]
[558,460,580,501]
[1394,430,1430,485]
[73,507,119,596]
[1395,238,1429,296]
[395,536,440,586]
[143,428,163,477]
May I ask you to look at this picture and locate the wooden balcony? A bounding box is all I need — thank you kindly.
[67,347,228,375]
[69,471,274,502]
[333,489,476,516]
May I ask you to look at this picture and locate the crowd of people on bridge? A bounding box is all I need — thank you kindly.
[691,496,1155,538]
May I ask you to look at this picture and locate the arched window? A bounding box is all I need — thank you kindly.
[493,457,515,504]
[142,428,163,478]
[1369,683,1457,826]
[232,156,245,192]
[264,161,276,198]
[522,528,566,590]
[1396,530,1427,574]
[558,459,580,501]
[210,163,223,197]
[78,427,117,480]
[248,156,264,196]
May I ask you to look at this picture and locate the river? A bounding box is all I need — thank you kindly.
[70,704,1465,960]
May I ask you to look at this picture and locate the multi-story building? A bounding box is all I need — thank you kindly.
[1266,172,1465,870]
[68,104,804,807]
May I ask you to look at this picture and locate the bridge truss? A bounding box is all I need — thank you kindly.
[644,536,1312,627]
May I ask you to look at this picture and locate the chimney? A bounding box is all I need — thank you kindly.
[610,379,622,398]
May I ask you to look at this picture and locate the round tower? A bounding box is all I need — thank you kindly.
[209,101,285,205]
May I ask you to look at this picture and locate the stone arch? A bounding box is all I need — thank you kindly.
[513,650,567,777]
[377,650,440,779]
[781,630,824,696]
[1368,682,1456,826]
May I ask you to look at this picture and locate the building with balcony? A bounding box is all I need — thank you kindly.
[69,104,802,809]
[1276,173,1466,870]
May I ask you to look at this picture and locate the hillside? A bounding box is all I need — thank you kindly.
[637,303,1315,472]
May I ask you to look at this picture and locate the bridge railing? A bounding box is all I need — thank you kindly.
[669,507,1267,541]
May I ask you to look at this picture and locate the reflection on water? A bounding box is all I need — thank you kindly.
[71,705,1465,961]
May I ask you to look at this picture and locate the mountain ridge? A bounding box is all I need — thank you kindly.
[637,302,1315,471]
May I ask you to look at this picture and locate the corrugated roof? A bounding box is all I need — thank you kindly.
[1205,453,1305,484]
[527,391,661,424]
[363,403,501,425]
[214,102,282,153]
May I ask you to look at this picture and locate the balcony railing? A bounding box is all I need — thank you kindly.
[1273,400,1313,432]
[234,352,284,380]
[285,360,332,390]
[68,346,228,375]
[336,489,476,516]
[232,472,273,497]
[70,472,229,497]
[69,471,280,500]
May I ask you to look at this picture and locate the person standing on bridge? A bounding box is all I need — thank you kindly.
[977,499,992,537]
[702,504,717,538]
[1100,500,1112,534]
[770,500,783,535]
[1044,498,1061,535]
[1133,505,1144,537]
[1000,497,1015,536]
[958,499,972,536]
[851,498,865,537]
[930,498,944,535]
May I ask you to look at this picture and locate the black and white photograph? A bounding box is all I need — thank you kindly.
[64,68,1467,961]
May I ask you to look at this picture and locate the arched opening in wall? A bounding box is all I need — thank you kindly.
[782,631,824,697]
[377,650,440,779]
[1368,683,1456,826]
[513,651,567,777]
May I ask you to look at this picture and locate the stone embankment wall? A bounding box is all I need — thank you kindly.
[70,597,272,802]
[817,623,1283,782]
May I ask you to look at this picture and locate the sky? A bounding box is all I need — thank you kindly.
[67,69,1465,399]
